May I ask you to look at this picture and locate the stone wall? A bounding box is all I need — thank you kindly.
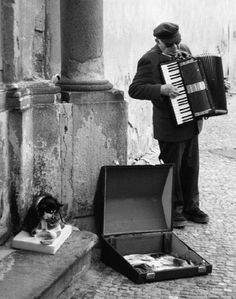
[1,0,60,82]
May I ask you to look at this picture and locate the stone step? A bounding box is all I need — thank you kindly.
[0,230,98,299]
[0,227,10,245]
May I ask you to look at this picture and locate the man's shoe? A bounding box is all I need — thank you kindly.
[184,208,209,224]
[173,213,187,228]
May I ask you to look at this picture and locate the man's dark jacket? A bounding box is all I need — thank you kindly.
[128,44,203,142]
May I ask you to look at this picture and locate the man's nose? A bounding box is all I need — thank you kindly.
[171,44,178,50]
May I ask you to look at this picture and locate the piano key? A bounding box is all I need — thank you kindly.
[169,71,181,77]
[169,70,180,76]
[180,108,191,113]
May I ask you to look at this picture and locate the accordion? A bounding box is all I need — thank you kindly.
[160,55,227,125]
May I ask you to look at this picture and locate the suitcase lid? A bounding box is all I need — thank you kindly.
[95,164,174,237]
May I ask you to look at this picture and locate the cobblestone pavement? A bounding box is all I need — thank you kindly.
[61,96,236,299]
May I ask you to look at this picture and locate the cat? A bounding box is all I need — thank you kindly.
[22,193,65,244]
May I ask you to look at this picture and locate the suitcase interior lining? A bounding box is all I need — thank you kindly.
[106,232,204,266]
[103,166,173,236]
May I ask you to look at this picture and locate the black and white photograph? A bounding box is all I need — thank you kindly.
[0,0,235,298]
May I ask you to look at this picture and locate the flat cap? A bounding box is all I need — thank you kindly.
[153,22,181,44]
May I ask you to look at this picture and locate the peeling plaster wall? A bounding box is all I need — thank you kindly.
[66,90,127,218]
[31,105,61,196]
[73,103,126,215]
[2,0,20,82]
[6,96,63,230]
[59,103,74,213]
[45,0,61,78]
[17,104,61,207]
[20,107,33,212]
[8,109,22,230]
[103,0,236,162]
[0,109,10,236]
[2,0,60,82]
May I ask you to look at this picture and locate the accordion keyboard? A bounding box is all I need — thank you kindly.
[161,61,194,125]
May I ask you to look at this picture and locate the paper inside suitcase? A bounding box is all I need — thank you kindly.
[95,165,212,283]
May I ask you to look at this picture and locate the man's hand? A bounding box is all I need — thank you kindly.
[161,84,179,98]
[224,77,230,92]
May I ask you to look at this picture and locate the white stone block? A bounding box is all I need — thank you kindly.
[11,224,72,255]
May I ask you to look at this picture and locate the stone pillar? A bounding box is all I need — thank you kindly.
[0,96,10,243]
[6,82,62,233]
[60,0,112,91]
[59,0,128,231]
[0,0,10,243]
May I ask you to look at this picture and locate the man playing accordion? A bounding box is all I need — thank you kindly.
[129,22,209,228]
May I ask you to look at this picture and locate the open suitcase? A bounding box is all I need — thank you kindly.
[95,165,212,283]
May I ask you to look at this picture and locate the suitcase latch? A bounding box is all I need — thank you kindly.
[146,271,155,280]
[198,260,207,273]
[108,236,116,247]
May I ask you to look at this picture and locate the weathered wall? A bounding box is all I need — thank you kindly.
[0,106,10,240]
[3,84,62,233]
[2,0,60,82]
[103,0,236,162]
[62,90,127,218]
[46,0,61,78]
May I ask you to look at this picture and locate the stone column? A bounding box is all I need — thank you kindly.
[0,97,10,243]
[5,82,62,232]
[60,0,113,91]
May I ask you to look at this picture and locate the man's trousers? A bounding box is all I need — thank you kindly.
[158,135,200,214]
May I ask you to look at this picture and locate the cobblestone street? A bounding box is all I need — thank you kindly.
[61,95,236,299]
